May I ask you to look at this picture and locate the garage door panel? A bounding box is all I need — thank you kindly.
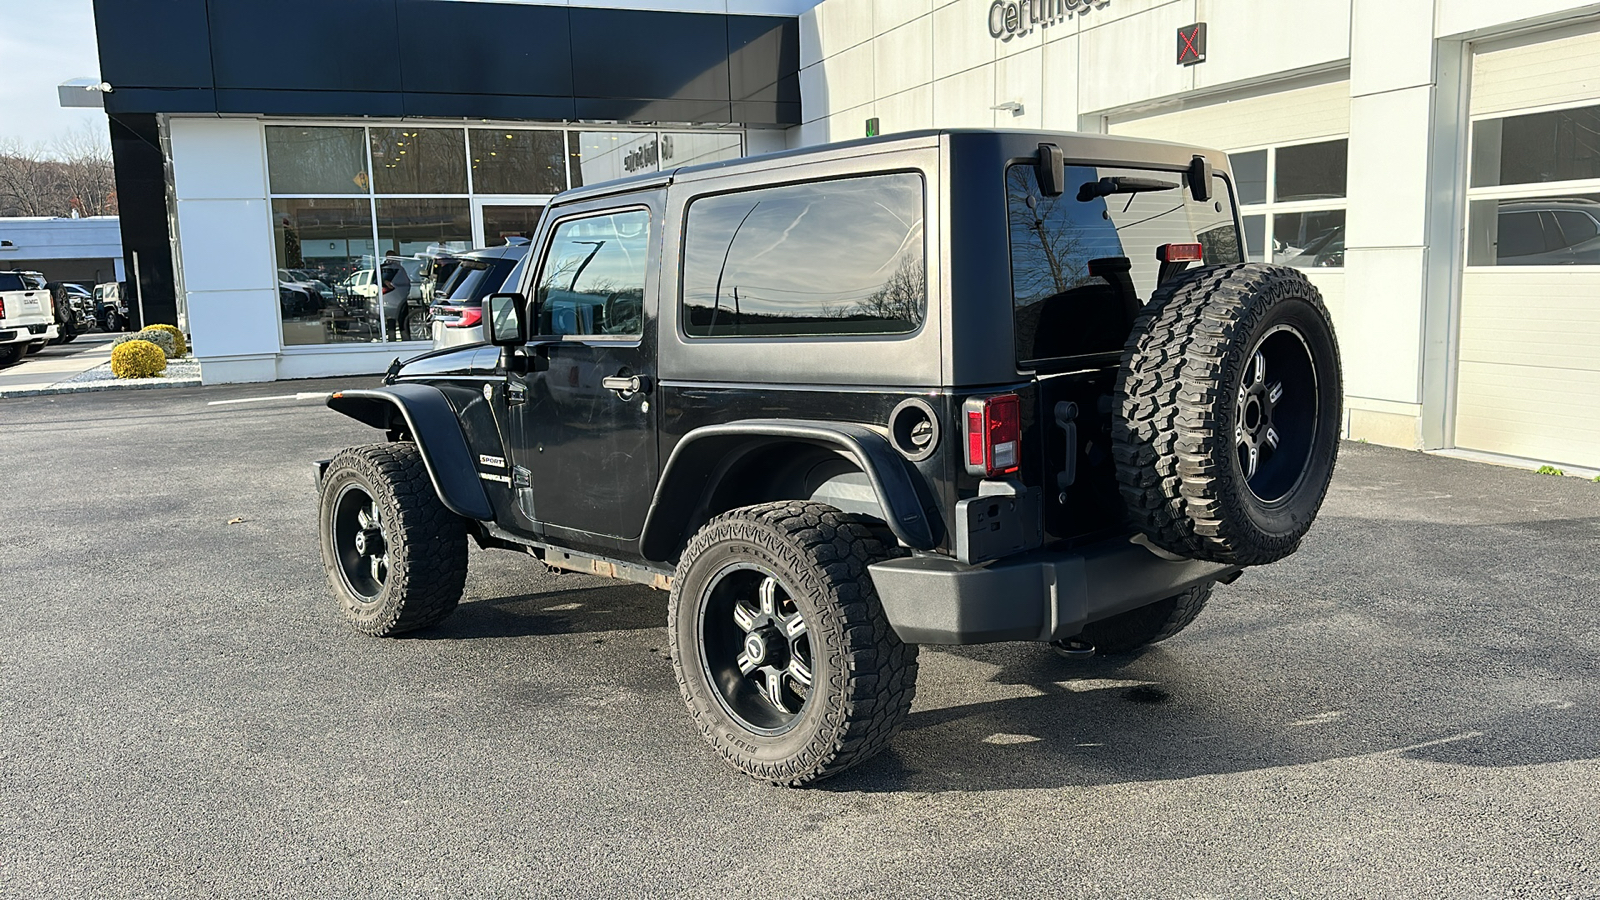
[1471,24,1600,117]
[1459,273,1600,371]
[1108,80,1350,151]
[1456,361,1600,469]
[1305,270,1345,340]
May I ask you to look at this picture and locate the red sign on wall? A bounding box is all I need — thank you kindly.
[1178,23,1207,66]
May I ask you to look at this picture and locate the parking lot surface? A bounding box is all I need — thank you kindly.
[3,380,1597,899]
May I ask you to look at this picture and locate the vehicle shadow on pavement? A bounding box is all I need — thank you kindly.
[418,581,667,640]
[822,637,1600,793]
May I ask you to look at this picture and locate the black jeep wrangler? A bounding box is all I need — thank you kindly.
[315,129,1342,786]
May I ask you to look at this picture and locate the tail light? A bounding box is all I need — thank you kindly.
[963,393,1021,478]
[449,307,483,329]
[0,299,5,319]
[1158,242,1203,263]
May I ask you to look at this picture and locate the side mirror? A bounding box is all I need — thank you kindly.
[484,293,525,346]
[1188,155,1214,202]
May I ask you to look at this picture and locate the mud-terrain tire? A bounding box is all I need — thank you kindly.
[1071,584,1213,656]
[669,501,918,786]
[1114,264,1342,566]
[318,443,467,636]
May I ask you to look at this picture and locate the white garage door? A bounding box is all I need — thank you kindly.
[1458,23,1600,469]
[1108,80,1351,333]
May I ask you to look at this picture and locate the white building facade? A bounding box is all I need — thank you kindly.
[790,0,1600,471]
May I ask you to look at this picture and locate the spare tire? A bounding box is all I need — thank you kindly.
[1113,264,1341,566]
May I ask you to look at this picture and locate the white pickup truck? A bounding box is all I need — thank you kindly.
[0,271,59,367]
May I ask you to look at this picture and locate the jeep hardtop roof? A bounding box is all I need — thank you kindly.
[557,128,1232,205]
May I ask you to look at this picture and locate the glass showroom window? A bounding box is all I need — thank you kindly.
[1229,138,1348,269]
[1466,102,1600,267]
[266,123,744,347]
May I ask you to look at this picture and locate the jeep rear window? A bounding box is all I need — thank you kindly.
[1007,163,1241,367]
[437,258,514,303]
[681,172,925,338]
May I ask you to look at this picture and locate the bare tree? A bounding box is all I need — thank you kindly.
[0,123,117,218]
[852,253,926,325]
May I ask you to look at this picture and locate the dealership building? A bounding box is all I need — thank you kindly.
[92,0,1600,471]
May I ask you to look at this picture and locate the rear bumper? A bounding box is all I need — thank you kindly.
[1,322,55,345]
[868,537,1240,645]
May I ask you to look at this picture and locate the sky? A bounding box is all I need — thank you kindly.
[0,0,105,154]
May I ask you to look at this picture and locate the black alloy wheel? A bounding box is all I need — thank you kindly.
[329,482,390,602]
[699,564,814,733]
[1234,324,1319,504]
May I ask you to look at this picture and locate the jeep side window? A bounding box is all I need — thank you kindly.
[533,208,651,338]
[680,172,925,338]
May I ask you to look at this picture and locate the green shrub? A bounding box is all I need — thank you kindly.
[1535,465,1564,477]
[110,340,168,379]
[114,329,177,358]
[143,323,187,356]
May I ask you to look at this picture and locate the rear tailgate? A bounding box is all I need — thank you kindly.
[1003,157,1244,545]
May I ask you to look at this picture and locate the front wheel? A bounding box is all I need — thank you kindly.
[669,502,918,786]
[318,443,467,636]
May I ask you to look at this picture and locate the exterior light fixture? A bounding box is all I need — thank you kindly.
[991,101,1024,115]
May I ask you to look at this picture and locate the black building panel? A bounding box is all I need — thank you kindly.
[402,93,578,122]
[94,0,213,90]
[728,16,799,105]
[569,8,730,103]
[207,0,404,94]
[107,114,177,327]
[574,98,733,125]
[212,90,407,118]
[398,1,575,98]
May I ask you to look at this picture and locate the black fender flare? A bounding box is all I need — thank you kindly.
[327,384,495,521]
[638,419,940,562]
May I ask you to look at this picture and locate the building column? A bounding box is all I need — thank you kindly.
[1342,0,1463,449]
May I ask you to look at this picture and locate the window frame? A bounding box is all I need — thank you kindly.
[675,169,931,342]
[1229,137,1349,271]
[525,204,655,344]
[1464,97,1600,270]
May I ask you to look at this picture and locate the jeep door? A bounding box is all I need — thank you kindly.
[507,194,660,552]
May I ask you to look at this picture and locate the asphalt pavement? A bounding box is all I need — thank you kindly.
[2,380,1597,899]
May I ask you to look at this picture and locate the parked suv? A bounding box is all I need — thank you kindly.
[429,241,531,349]
[314,130,1343,786]
[0,271,59,366]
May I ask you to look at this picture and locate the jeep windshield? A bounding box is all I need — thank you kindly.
[1007,163,1242,368]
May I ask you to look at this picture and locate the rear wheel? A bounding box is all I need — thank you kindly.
[1056,584,1213,657]
[669,501,918,786]
[318,443,467,636]
[405,309,431,342]
[1114,264,1342,566]
[0,344,25,367]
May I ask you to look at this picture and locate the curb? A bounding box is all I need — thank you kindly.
[0,376,204,399]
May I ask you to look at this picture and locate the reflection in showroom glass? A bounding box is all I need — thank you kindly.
[272,197,380,346]
[1468,194,1600,266]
